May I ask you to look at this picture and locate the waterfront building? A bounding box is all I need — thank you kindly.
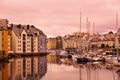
[8,24,13,54]
[0,19,47,55]
[62,32,93,53]
[0,19,9,56]
[38,31,47,52]
[0,28,3,58]
[62,35,77,51]
[62,35,69,50]
[11,24,47,54]
[90,33,115,49]
[115,28,120,48]
[90,35,100,48]
[56,36,63,49]
[103,33,115,48]
[12,24,30,53]
[47,38,56,50]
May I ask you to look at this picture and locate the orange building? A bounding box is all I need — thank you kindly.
[0,19,9,56]
[2,29,8,56]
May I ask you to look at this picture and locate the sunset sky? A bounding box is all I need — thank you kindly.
[0,0,120,37]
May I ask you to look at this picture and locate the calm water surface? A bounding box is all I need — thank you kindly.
[0,54,120,80]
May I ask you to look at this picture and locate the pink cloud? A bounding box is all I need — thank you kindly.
[0,0,120,37]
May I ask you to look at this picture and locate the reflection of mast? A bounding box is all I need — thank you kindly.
[79,66,82,80]
[87,65,91,80]
[112,70,116,80]
[98,69,99,80]
[94,69,96,80]
[93,68,99,80]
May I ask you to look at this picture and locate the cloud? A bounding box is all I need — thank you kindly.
[0,0,120,37]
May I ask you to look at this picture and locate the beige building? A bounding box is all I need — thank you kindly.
[11,24,45,54]
[90,33,115,48]
[115,28,120,48]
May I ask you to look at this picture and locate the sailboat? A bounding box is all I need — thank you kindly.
[112,13,120,66]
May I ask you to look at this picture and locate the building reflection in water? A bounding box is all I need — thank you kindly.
[47,54,57,64]
[0,56,47,80]
[1,55,120,80]
[0,63,3,80]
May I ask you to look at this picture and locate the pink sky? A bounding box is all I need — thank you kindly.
[0,0,120,37]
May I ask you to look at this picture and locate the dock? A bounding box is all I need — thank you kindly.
[0,52,49,62]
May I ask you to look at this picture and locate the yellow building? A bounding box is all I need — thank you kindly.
[47,38,56,50]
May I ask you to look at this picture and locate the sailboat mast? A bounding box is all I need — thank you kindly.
[86,17,90,34]
[86,17,89,34]
[93,22,95,34]
[80,10,82,34]
[88,20,90,34]
[116,13,118,31]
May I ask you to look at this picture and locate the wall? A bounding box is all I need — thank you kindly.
[2,30,8,56]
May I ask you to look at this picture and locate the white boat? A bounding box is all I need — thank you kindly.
[57,50,68,58]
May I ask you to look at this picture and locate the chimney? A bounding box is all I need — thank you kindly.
[17,24,21,28]
[11,23,13,29]
[27,24,29,29]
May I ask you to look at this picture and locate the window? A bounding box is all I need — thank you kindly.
[18,37,21,39]
[2,32,4,35]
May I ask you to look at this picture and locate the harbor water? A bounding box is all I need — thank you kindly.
[0,54,120,80]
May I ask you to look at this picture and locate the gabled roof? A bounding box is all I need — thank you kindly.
[12,24,24,36]
[12,24,45,37]
[0,19,8,30]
